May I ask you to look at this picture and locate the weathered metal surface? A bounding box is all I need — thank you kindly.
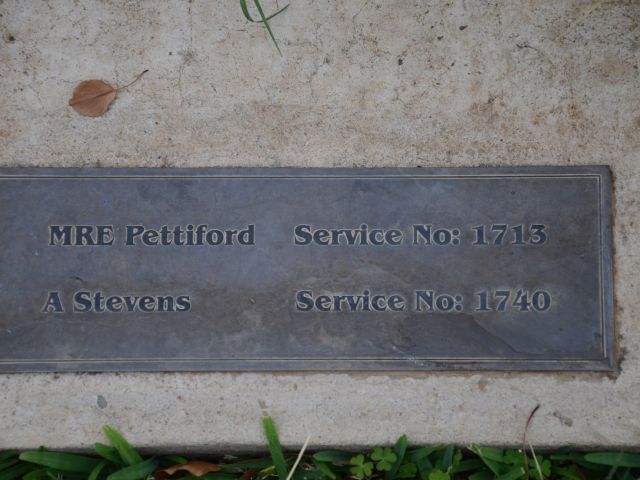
[0,167,613,372]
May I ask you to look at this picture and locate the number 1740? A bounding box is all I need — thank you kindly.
[476,289,551,312]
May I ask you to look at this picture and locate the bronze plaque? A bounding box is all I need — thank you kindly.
[0,167,614,371]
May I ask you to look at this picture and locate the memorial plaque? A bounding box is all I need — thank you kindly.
[0,167,613,372]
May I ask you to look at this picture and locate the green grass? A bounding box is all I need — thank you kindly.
[2,419,639,480]
[240,0,289,55]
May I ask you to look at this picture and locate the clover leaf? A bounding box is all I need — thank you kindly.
[371,447,398,472]
[397,462,418,478]
[530,459,552,480]
[503,449,525,466]
[350,454,374,479]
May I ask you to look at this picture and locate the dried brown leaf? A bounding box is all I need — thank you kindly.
[68,70,148,117]
[68,79,117,117]
[155,461,222,480]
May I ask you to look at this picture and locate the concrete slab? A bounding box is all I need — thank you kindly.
[0,0,639,450]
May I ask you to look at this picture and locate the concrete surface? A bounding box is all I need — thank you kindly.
[0,0,639,450]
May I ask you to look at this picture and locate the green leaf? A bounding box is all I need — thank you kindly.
[407,447,443,463]
[441,446,454,472]
[551,453,609,471]
[95,443,122,464]
[106,457,159,480]
[22,469,48,480]
[604,464,618,480]
[469,445,504,477]
[252,0,283,55]
[219,458,276,471]
[468,471,493,480]
[239,0,254,22]
[0,464,34,480]
[452,449,462,467]
[496,467,525,480]
[529,456,547,480]
[88,462,107,480]
[290,470,326,480]
[450,459,485,474]
[503,450,525,466]
[372,448,395,462]
[162,455,188,466]
[427,470,449,480]
[618,468,633,480]
[396,463,417,479]
[386,435,407,480]
[312,451,352,464]
[584,452,640,468]
[262,416,288,480]
[0,461,17,474]
[416,456,434,480]
[239,0,289,23]
[312,459,337,480]
[550,465,582,480]
[473,446,504,463]
[372,448,396,472]
[51,470,87,480]
[0,454,18,465]
[537,459,552,478]
[102,426,143,466]
[350,455,374,479]
[19,451,102,474]
[355,464,374,478]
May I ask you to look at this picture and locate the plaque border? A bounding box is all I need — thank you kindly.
[0,166,614,372]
